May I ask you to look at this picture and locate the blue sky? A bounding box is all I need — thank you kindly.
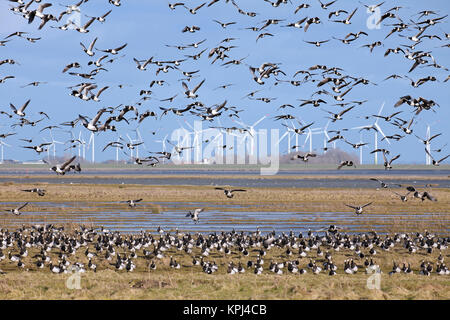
[0,0,449,164]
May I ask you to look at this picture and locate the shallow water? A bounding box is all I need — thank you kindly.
[1,177,449,189]
[1,201,448,235]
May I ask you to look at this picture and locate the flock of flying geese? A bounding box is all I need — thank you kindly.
[0,0,447,168]
[0,224,448,276]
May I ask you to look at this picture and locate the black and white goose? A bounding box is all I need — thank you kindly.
[21,188,46,196]
[10,99,30,117]
[80,37,97,56]
[186,208,204,223]
[121,199,143,208]
[22,142,51,154]
[344,202,372,215]
[44,156,76,175]
[215,187,247,198]
[98,43,127,55]
[182,78,205,98]
[6,202,29,216]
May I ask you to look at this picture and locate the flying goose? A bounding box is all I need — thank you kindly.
[121,199,143,208]
[22,142,51,154]
[331,8,358,24]
[6,202,29,216]
[44,156,76,175]
[184,2,206,14]
[87,10,112,23]
[382,153,400,170]
[425,148,449,166]
[74,16,96,33]
[369,178,401,189]
[186,208,204,223]
[78,108,106,132]
[391,191,410,202]
[182,79,205,98]
[80,37,97,56]
[337,160,355,170]
[10,99,30,117]
[345,202,373,215]
[0,76,15,84]
[98,43,127,55]
[215,187,247,198]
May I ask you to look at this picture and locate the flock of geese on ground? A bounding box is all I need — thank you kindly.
[0,0,448,166]
[0,224,448,276]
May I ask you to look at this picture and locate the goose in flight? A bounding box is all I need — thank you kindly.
[21,188,46,197]
[121,199,143,208]
[337,160,355,170]
[184,2,206,14]
[186,208,204,223]
[44,156,76,175]
[369,178,401,189]
[80,37,97,56]
[391,191,410,202]
[345,202,373,215]
[78,108,106,132]
[10,99,31,117]
[215,187,247,198]
[74,16,96,33]
[98,43,127,55]
[425,148,449,166]
[331,8,358,25]
[5,202,29,216]
[182,79,205,98]
[382,153,400,170]
[22,142,52,154]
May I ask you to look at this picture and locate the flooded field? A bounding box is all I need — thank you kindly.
[1,200,448,235]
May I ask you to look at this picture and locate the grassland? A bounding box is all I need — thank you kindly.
[0,178,449,300]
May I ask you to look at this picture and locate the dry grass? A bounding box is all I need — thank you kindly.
[0,238,449,300]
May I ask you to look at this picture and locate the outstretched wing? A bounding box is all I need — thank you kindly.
[61,156,76,170]
[17,202,29,210]
[362,202,373,208]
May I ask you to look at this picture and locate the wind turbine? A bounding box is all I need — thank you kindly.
[425,125,431,165]
[115,135,122,162]
[134,128,146,159]
[303,127,322,153]
[155,133,168,163]
[277,123,292,154]
[321,120,332,153]
[87,132,96,163]
[183,120,212,164]
[422,120,440,165]
[0,140,10,163]
[234,115,267,161]
[352,102,390,165]
[125,133,135,161]
[77,131,86,159]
